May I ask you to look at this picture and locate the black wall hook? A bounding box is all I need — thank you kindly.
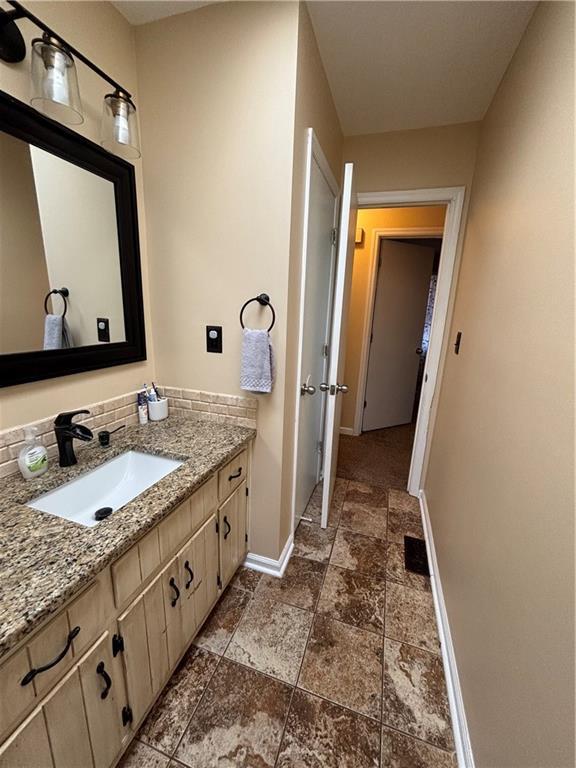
[239,293,276,332]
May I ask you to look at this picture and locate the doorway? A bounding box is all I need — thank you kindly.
[339,188,465,496]
[363,236,442,434]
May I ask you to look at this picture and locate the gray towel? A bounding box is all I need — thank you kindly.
[43,314,75,350]
[240,329,275,393]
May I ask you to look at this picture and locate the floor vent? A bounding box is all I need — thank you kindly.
[404,535,430,576]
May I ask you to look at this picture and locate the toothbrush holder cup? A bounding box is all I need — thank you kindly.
[148,398,169,421]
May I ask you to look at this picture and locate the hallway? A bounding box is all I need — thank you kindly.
[337,424,416,490]
[120,475,454,767]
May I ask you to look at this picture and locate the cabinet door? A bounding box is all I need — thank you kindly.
[177,539,198,644]
[0,708,53,768]
[219,482,247,588]
[117,596,153,726]
[160,556,186,668]
[142,575,170,696]
[0,648,36,742]
[43,668,94,768]
[78,633,127,768]
[195,514,219,624]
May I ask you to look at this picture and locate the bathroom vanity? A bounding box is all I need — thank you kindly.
[0,416,255,767]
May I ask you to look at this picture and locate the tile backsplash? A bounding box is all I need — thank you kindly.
[0,386,258,480]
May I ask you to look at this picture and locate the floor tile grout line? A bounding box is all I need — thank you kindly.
[271,497,343,768]
[381,721,458,756]
[164,647,226,765]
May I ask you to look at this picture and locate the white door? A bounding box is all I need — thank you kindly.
[294,131,339,523]
[363,240,434,431]
[320,163,356,528]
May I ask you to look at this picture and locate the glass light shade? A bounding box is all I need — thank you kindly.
[30,36,83,125]
[101,91,141,160]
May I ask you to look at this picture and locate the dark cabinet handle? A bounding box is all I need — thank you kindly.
[223,515,232,540]
[20,626,80,686]
[184,560,194,590]
[228,467,242,481]
[96,661,112,700]
[169,577,180,607]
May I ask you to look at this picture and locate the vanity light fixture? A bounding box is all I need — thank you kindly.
[31,34,83,125]
[101,90,141,160]
[0,1,141,158]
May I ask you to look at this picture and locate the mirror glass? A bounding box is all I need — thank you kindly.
[0,129,126,354]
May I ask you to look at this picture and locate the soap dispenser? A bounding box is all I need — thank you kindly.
[18,426,48,480]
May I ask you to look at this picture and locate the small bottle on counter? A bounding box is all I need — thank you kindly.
[18,426,48,480]
[137,386,149,425]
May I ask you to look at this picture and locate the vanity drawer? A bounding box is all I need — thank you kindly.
[112,528,162,608]
[67,570,114,658]
[159,498,192,560]
[218,451,247,502]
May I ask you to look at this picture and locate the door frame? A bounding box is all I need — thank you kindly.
[290,128,340,534]
[354,187,466,495]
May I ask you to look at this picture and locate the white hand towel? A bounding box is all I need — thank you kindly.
[43,314,63,350]
[240,329,275,393]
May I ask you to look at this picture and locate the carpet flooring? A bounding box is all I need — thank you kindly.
[336,423,416,490]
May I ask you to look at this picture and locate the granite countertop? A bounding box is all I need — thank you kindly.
[0,415,255,659]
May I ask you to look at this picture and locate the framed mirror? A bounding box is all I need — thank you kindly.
[0,89,146,388]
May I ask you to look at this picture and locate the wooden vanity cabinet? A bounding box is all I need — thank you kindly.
[0,446,251,768]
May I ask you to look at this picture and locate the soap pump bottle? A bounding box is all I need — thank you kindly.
[18,426,48,480]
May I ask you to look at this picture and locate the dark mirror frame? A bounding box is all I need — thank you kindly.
[0,90,146,388]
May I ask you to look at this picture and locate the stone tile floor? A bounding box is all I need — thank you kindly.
[120,479,455,768]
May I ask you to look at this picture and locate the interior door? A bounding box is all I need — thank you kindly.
[363,240,434,431]
[320,163,356,528]
[295,131,339,523]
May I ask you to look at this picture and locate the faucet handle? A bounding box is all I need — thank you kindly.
[54,409,90,427]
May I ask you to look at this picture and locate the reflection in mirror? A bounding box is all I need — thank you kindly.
[0,130,125,354]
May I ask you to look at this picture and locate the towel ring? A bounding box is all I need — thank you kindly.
[44,287,69,318]
[239,293,275,332]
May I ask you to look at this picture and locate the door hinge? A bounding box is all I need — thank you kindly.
[245,486,249,497]
[215,520,219,534]
[217,574,222,589]
[317,440,323,454]
[112,634,124,657]
[364,400,367,409]
[370,332,373,344]
[122,706,133,727]
[331,227,338,246]
[322,343,329,357]
[245,533,248,543]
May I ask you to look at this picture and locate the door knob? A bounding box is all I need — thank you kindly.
[319,383,330,392]
[336,383,348,394]
[416,347,423,355]
[300,383,317,396]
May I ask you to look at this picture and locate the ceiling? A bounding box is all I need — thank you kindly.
[113,0,536,136]
[307,1,536,135]
[113,1,214,26]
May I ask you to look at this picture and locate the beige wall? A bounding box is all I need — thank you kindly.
[0,1,154,429]
[425,3,575,766]
[135,2,300,560]
[344,122,480,193]
[342,206,446,431]
[0,132,50,354]
[280,3,343,546]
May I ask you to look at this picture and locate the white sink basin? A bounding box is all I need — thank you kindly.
[28,451,184,528]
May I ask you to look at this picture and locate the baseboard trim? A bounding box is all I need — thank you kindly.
[419,490,475,768]
[244,533,294,578]
[339,426,355,436]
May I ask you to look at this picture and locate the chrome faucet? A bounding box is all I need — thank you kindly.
[54,410,93,467]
